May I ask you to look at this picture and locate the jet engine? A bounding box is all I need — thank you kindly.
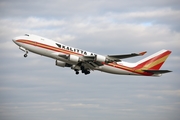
[94,55,108,63]
[56,60,71,67]
[68,54,80,63]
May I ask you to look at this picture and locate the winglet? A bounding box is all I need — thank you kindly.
[139,51,147,56]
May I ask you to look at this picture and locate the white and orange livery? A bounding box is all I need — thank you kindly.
[13,34,172,76]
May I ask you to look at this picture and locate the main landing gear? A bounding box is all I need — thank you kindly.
[81,66,90,75]
[82,70,90,75]
[74,67,90,75]
[75,71,79,75]
[74,69,80,75]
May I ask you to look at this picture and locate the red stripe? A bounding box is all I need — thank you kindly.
[148,62,164,70]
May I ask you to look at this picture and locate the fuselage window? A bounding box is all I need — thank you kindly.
[91,53,94,56]
[70,48,73,51]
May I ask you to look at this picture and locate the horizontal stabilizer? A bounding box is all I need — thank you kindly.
[143,70,172,74]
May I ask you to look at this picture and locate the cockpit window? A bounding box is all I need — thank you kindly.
[25,34,29,36]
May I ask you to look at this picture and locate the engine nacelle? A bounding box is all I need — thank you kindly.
[56,60,71,67]
[68,55,80,63]
[95,55,107,63]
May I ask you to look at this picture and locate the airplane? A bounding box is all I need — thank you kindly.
[12,34,172,76]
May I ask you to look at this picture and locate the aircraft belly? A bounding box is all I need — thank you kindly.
[22,44,48,56]
[97,65,138,75]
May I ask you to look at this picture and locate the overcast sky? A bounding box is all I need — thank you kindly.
[0,0,180,120]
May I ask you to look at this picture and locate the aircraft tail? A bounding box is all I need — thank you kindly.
[134,49,172,74]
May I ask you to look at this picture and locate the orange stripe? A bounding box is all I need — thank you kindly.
[16,39,82,56]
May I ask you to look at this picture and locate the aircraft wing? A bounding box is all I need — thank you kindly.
[80,51,147,71]
[56,51,147,72]
[82,51,147,65]
[107,51,147,61]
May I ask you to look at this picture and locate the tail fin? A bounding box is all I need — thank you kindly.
[134,49,172,74]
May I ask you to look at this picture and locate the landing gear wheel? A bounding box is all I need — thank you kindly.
[24,54,27,57]
[75,71,79,75]
[84,71,90,75]
[75,69,79,75]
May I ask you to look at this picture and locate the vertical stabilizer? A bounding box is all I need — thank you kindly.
[134,49,171,71]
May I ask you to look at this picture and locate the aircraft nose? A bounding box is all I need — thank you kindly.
[12,37,18,45]
[12,38,16,42]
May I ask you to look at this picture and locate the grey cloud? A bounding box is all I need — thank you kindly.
[1,0,179,18]
[0,0,180,120]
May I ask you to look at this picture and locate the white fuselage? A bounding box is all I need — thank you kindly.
[14,34,163,76]
[13,34,138,75]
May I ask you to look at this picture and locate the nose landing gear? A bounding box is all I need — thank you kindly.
[23,51,28,57]
[24,53,28,57]
[19,46,28,58]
